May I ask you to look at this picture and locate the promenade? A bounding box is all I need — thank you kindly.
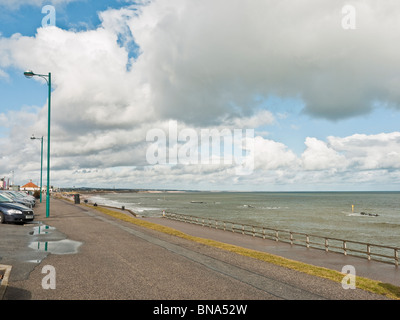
[1,196,397,300]
[148,217,400,287]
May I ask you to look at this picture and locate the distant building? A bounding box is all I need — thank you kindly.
[42,185,57,193]
[21,180,40,192]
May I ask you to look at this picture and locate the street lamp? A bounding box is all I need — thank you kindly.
[24,70,51,218]
[31,134,44,203]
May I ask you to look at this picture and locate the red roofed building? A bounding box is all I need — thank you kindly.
[21,180,40,191]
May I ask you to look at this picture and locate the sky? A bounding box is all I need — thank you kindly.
[1,0,400,191]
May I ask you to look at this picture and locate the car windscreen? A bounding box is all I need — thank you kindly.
[5,192,18,198]
[0,194,12,203]
[9,192,24,198]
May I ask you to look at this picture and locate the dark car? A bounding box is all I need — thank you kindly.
[0,194,34,224]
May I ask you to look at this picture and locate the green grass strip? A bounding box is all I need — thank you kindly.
[89,204,400,300]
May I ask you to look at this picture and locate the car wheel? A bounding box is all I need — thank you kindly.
[0,212,4,224]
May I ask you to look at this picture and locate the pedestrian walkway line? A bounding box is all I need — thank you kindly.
[86,204,400,300]
[0,264,12,300]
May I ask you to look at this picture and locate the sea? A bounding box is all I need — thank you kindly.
[88,191,400,248]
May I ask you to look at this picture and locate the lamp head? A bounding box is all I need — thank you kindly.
[24,70,35,78]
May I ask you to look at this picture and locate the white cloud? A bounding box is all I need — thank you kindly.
[254,137,299,171]
[300,132,400,173]
[327,132,400,170]
[227,110,275,129]
[301,137,348,171]
[127,0,400,121]
[1,1,400,190]
[3,0,400,129]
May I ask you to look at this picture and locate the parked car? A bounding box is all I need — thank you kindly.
[17,190,39,202]
[0,194,34,224]
[14,191,36,206]
[0,190,35,208]
[17,191,36,202]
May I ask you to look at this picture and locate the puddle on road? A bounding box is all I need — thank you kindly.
[26,259,43,263]
[28,239,82,255]
[29,225,55,235]
[28,222,82,256]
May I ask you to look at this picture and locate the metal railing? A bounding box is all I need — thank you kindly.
[163,212,399,266]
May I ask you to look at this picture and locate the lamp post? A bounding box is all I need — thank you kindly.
[30,135,44,203]
[24,70,51,218]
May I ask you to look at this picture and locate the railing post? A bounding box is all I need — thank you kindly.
[290,232,293,245]
[395,249,398,267]
[263,228,266,240]
[306,235,310,248]
[252,226,255,237]
[367,244,371,261]
[275,230,279,242]
[343,241,347,256]
[242,225,244,235]
[325,238,329,252]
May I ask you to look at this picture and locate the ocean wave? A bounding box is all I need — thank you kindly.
[236,205,288,210]
[345,212,379,217]
[88,195,161,214]
[346,212,368,217]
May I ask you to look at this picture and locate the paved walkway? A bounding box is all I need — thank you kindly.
[1,197,397,300]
